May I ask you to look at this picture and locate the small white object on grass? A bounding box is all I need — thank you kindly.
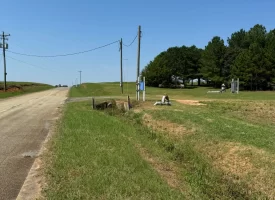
[154,101,171,106]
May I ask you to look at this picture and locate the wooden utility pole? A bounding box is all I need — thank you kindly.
[136,25,141,100]
[120,38,123,94]
[1,32,10,92]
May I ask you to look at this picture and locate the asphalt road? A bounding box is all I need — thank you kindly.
[0,88,68,200]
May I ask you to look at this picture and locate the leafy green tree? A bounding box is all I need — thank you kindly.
[231,24,270,90]
[143,24,275,90]
[142,45,202,87]
[265,29,275,87]
[225,29,248,84]
[228,29,248,49]
[200,36,226,87]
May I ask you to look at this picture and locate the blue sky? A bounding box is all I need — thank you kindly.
[1,0,274,85]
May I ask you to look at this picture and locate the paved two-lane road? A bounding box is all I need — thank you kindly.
[0,88,68,200]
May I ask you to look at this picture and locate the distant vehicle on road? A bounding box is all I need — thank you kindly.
[55,84,68,87]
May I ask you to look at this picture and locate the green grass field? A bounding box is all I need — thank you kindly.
[45,83,275,199]
[0,82,53,98]
[70,82,275,101]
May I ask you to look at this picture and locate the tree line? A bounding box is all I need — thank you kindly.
[141,24,275,90]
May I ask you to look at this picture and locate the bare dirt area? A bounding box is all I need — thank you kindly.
[81,84,87,88]
[142,113,193,138]
[176,100,207,106]
[133,101,163,114]
[206,100,275,125]
[234,101,275,125]
[0,88,68,200]
[135,144,186,193]
[200,141,275,198]
[0,86,22,92]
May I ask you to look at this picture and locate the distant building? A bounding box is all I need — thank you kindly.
[189,78,207,84]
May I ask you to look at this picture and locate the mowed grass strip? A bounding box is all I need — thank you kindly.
[70,82,275,101]
[150,102,275,152]
[0,82,53,98]
[124,112,265,199]
[145,102,275,198]
[44,102,185,200]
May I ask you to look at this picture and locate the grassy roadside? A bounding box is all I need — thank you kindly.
[44,102,186,199]
[0,82,53,98]
[44,83,275,199]
[44,100,275,199]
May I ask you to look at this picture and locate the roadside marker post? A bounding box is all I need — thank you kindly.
[92,98,95,109]
[231,78,239,94]
[139,77,146,101]
[144,77,146,101]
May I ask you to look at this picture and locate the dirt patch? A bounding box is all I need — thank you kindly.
[212,143,255,176]
[135,144,186,193]
[239,102,275,125]
[176,100,206,106]
[134,101,161,111]
[0,86,22,92]
[81,84,87,88]
[133,101,162,114]
[143,113,193,138]
[208,101,275,125]
[200,141,275,198]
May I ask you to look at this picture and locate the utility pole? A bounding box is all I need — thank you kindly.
[78,70,82,85]
[1,32,10,92]
[120,38,123,94]
[136,25,141,100]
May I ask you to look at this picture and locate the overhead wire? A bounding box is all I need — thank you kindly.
[6,55,57,72]
[123,34,138,47]
[6,40,120,58]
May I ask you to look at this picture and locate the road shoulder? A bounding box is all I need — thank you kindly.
[16,104,64,200]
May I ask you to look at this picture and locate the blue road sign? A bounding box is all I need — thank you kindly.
[140,81,144,91]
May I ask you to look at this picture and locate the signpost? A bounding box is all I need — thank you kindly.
[139,77,146,101]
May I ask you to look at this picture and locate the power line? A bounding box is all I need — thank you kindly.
[123,34,138,47]
[6,55,57,72]
[6,40,120,58]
